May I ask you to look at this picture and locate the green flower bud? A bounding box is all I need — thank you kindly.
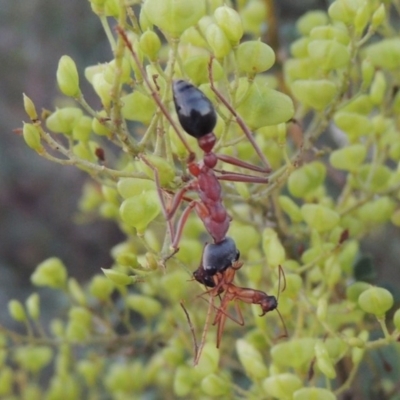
[31,257,68,289]
[50,319,65,338]
[236,80,294,129]
[205,23,231,59]
[73,141,96,162]
[23,93,38,120]
[103,58,131,85]
[393,308,400,331]
[355,164,391,192]
[8,300,27,323]
[290,37,311,58]
[361,59,374,89]
[262,228,286,267]
[14,346,53,373]
[334,111,372,140]
[46,107,83,135]
[301,204,340,232]
[201,374,230,396]
[338,240,359,273]
[119,191,161,234]
[358,286,394,316]
[56,55,80,97]
[66,320,90,342]
[72,115,92,141]
[89,275,114,301]
[214,6,243,44]
[278,195,303,222]
[105,363,145,393]
[357,196,395,223]
[68,278,87,306]
[294,387,336,400]
[101,268,134,286]
[371,4,385,29]
[92,74,112,107]
[330,144,366,171]
[271,338,316,369]
[263,373,303,399]
[309,25,350,45]
[354,2,371,34]
[317,298,328,322]
[26,293,40,321]
[284,58,319,82]
[126,294,162,318]
[369,70,386,105]
[328,0,358,24]
[23,122,42,151]
[315,341,336,379]
[142,0,206,38]
[173,365,195,396]
[121,91,156,124]
[237,40,275,74]
[139,155,175,186]
[69,307,92,330]
[236,339,268,379]
[307,40,350,70]
[297,10,328,35]
[92,111,111,136]
[346,281,370,302]
[288,161,326,198]
[0,367,13,396]
[340,94,373,115]
[139,30,161,61]
[183,55,223,86]
[104,0,120,17]
[241,0,267,36]
[291,79,337,110]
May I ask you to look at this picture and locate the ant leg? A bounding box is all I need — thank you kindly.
[194,293,214,365]
[208,57,271,172]
[215,170,268,184]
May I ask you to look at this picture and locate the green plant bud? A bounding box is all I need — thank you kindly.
[355,164,391,192]
[73,141,96,162]
[291,79,337,110]
[72,115,92,141]
[340,94,373,115]
[56,55,80,97]
[26,293,40,321]
[297,10,328,35]
[284,58,319,82]
[119,191,161,233]
[278,195,303,222]
[330,144,366,171]
[195,342,220,378]
[354,2,371,34]
[69,307,92,329]
[294,387,336,400]
[205,23,231,59]
[346,281,370,302]
[14,346,53,373]
[183,55,223,85]
[316,298,328,321]
[103,58,131,85]
[271,338,316,369]
[361,59,374,89]
[101,185,119,205]
[338,240,359,273]
[180,26,208,48]
[369,71,386,105]
[241,0,267,36]
[31,257,67,289]
[236,80,294,129]
[201,374,230,396]
[173,365,195,396]
[393,308,400,330]
[357,196,395,223]
[102,268,134,286]
[290,37,311,58]
[66,320,90,342]
[371,4,385,29]
[236,339,268,379]
[121,91,156,124]
[46,107,83,135]
[358,286,394,316]
[126,294,162,318]
[78,183,103,212]
[104,0,119,17]
[85,64,106,85]
[301,204,340,232]
[315,341,336,379]
[0,367,13,396]
[50,318,65,338]
[23,93,38,120]
[262,228,286,267]
[8,300,27,323]
[92,74,112,107]
[325,337,347,361]
[334,111,372,140]
[263,373,303,399]
[89,274,114,301]
[142,0,205,38]
[140,155,175,186]
[237,40,275,74]
[328,0,358,24]
[288,161,326,198]
[92,112,111,136]
[77,359,103,387]
[68,278,86,306]
[307,40,350,70]
[309,25,350,45]
[229,221,260,253]
[105,363,145,393]
[139,30,162,61]
[117,178,156,199]
[214,6,243,44]
[22,122,42,151]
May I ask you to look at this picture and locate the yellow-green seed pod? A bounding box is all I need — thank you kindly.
[85,64,106,85]
[23,122,42,151]
[237,40,275,74]
[346,281,370,303]
[278,195,303,222]
[117,178,156,199]
[103,58,131,85]
[104,0,119,17]
[262,228,286,267]
[371,4,386,29]
[330,144,366,171]
[121,91,156,125]
[139,155,175,186]
[309,25,350,45]
[334,111,372,140]
[288,161,326,198]
[263,373,303,399]
[241,0,267,36]
[126,294,162,318]
[101,268,133,286]
[354,2,371,34]
[92,111,111,136]
[14,346,53,373]
[291,79,337,110]
[393,308,400,330]
[92,74,112,107]
[271,338,316,369]
[307,40,350,71]
[89,275,114,301]
[294,387,336,400]
[369,70,386,105]
[317,298,328,322]
[214,6,243,44]
[72,115,92,141]
[301,204,340,232]
[358,286,394,316]
[358,197,395,224]
[66,320,90,343]
[73,141,95,163]
[290,37,311,58]
[236,339,268,379]
[173,365,195,396]
[46,107,83,135]
[23,93,38,120]
[340,94,373,115]
[236,80,294,129]
[26,293,40,321]
[119,191,161,234]
[361,58,374,89]
[183,55,223,86]
[355,164,391,192]
[8,300,27,323]
[201,374,231,396]
[205,23,231,59]
[139,30,162,61]
[56,55,80,97]
[328,0,358,24]
[296,10,329,35]
[315,341,336,379]
[68,278,87,306]
[142,0,206,38]
[31,257,68,289]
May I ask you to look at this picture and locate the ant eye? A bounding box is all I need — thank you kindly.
[172,80,217,138]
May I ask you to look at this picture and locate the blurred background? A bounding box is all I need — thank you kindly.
[1,0,398,328]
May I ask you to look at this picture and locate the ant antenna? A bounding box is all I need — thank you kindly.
[180,300,199,361]
[276,265,288,338]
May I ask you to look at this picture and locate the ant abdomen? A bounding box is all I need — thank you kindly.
[172,80,217,139]
[202,237,239,275]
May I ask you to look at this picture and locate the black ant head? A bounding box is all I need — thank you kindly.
[172,80,217,139]
[259,295,278,316]
[202,237,240,276]
[193,266,215,288]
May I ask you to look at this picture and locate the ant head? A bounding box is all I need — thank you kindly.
[193,266,215,288]
[259,295,278,316]
[172,80,217,139]
[202,237,239,275]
